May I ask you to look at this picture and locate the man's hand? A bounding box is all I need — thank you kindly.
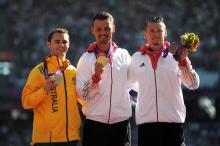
[44,76,57,93]
[94,63,104,81]
[179,48,189,62]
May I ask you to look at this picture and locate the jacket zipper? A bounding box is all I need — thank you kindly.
[62,72,69,142]
[50,131,52,142]
[57,57,69,142]
[146,50,160,122]
[107,64,113,123]
[153,69,159,122]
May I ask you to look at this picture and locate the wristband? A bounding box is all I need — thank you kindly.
[92,74,101,83]
[179,58,191,66]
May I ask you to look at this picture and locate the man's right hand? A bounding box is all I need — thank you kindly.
[44,76,57,93]
[94,63,104,81]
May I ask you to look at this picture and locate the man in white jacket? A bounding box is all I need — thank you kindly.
[76,11,132,146]
[128,16,200,146]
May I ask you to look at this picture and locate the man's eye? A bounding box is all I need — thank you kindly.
[96,28,102,32]
[62,40,67,44]
[55,41,61,44]
[150,30,154,33]
[158,30,163,33]
[104,28,111,31]
[54,40,68,44]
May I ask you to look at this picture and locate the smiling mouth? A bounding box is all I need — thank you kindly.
[152,39,162,45]
[99,35,108,39]
[153,43,160,46]
[58,49,67,52]
[99,36,109,43]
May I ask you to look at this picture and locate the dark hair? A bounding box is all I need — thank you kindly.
[47,28,69,42]
[144,16,166,30]
[92,11,114,26]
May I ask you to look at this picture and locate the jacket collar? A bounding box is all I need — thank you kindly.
[139,41,170,58]
[87,42,118,58]
[45,55,70,68]
[139,41,170,70]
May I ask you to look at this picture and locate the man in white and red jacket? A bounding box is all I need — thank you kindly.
[128,16,200,146]
[76,11,132,146]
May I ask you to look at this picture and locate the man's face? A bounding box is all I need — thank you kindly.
[47,32,69,56]
[91,19,115,45]
[144,22,167,50]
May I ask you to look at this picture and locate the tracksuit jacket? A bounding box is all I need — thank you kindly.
[22,56,83,143]
[128,43,200,125]
[76,43,132,124]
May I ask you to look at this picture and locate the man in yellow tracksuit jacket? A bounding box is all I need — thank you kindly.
[22,28,84,146]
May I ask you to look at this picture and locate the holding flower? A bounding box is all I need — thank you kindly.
[180,33,200,52]
[170,32,200,61]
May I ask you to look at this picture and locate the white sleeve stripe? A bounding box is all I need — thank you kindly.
[179,66,199,89]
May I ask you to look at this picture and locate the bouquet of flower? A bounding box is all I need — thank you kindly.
[180,33,200,52]
[170,32,200,61]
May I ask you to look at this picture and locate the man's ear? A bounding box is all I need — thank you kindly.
[91,26,95,35]
[47,41,50,48]
[47,41,51,53]
[164,30,167,38]
[143,31,147,40]
[112,25,115,33]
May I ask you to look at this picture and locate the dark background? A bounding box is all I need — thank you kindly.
[0,0,220,145]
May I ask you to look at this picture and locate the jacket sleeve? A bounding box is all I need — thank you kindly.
[128,53,138,86]
[76,54,99,100]
[178,59,200,90]
[22,68,48,109]
[75,88,85,106]
[127,53,139,99]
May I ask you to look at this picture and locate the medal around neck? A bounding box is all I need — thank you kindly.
[97,56,108,66]
[51,74,63,85]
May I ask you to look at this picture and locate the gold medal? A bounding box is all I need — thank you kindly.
[97,56,108,66]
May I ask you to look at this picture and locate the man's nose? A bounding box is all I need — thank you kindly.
[99,30,107,35]
[153,32,160,36]
[59,41,66,46]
